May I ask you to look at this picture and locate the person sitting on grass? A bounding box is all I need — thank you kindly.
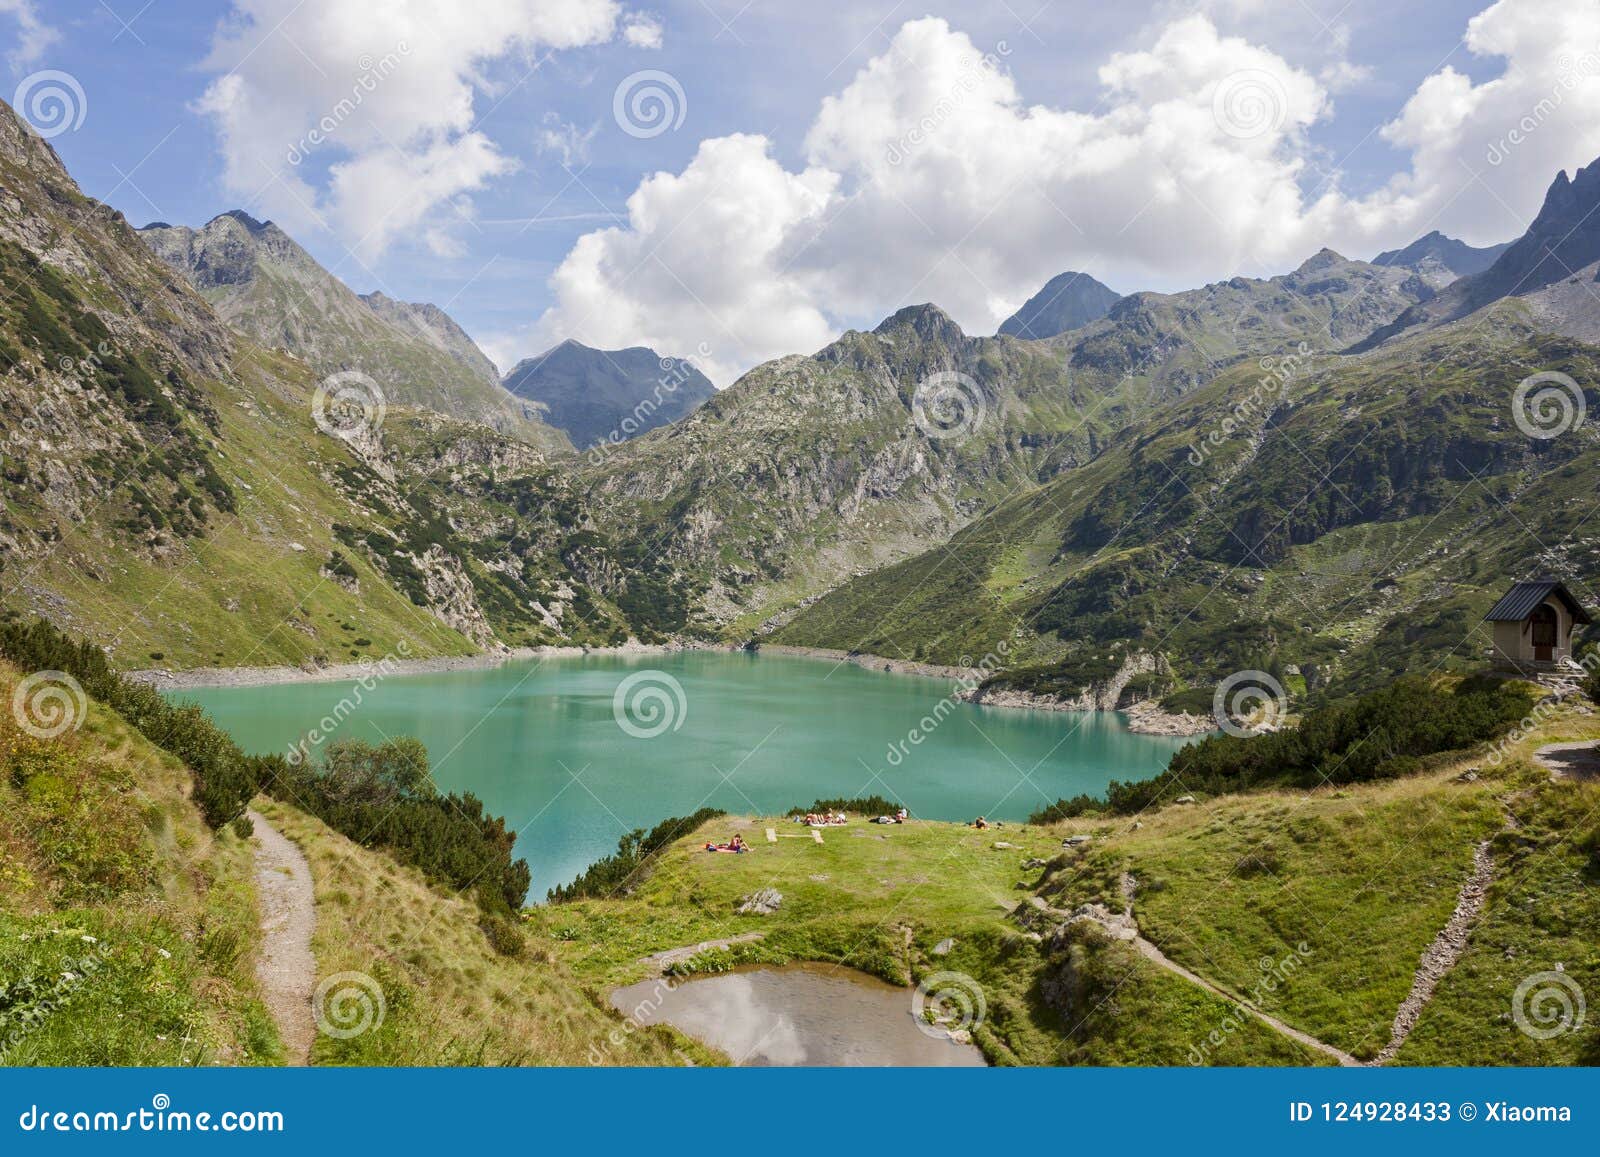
[896,806,908,823]
[974,815,989,829]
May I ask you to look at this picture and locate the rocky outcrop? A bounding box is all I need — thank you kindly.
[735,888,783,915]
[411,545,496,648]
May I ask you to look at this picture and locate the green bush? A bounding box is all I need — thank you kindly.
[549,807,726,902]
[261,742,530,913]
[0,616,259,827]
[1031,674,1537,821]
[784,795,904,817]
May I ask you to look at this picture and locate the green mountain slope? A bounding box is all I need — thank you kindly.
[583,253,1433,634]
[0,100,672,667]
[775,306,1600,700]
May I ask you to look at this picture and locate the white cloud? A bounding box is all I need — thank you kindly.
[0,0,57,71]
[536,113,598,167]
[528,1,1600,383]
[196,0,630,263]
[537,133,838,383]
[622,13,664,50]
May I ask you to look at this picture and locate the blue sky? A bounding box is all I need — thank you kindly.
[5,1,1598,380]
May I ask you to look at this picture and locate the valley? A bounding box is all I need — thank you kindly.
[4,65,1600,1077]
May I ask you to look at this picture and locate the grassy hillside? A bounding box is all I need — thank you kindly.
[0,662,278,1064]
[0,643,688,1068]
[777,310,1600,702]
[532,691,1600,1067]
[253,798,686,1066]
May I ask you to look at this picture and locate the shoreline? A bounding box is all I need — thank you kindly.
[128,640,733,691]
[751,644,1216,737]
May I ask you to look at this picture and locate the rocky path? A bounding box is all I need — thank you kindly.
[248,809,318,1065]
[641,931,765,974]
[1369,839,1493,1066]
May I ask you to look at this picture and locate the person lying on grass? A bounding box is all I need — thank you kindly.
[704,833,749,853]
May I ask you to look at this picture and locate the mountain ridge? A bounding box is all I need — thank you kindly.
[139,211,562,447]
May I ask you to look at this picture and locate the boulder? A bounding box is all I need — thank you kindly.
[735,887,783,915]
[932,937,955,956]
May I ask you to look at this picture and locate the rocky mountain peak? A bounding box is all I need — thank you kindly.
[998,270,1121,340]
[0,98,71,177]
[503,340,713,449]
[874,302,966,345]
[1294,248,1348,274]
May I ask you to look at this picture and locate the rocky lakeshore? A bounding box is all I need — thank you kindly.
[129,640,731,690]
[750,644,1216,736]
[959,684,1217,736]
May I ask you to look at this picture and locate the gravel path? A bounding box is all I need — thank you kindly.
[248,809,317,1065]
[1369,839,1493,1066]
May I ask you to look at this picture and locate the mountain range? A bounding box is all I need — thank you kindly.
[4,91,1600,706]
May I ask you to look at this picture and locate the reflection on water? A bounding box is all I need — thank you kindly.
[610,963,986,1067]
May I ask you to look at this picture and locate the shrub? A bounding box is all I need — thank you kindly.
[549,807,725,902]
[0,616,258,827]
[784,795,903,817]
[1031,674,1537,821]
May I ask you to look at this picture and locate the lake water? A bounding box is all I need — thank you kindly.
[175,650,1196,897]
[610,963,986,1066]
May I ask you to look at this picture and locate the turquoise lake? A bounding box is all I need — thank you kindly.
[175,651,1198,899]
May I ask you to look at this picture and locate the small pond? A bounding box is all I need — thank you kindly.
[610,962,986,1066]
